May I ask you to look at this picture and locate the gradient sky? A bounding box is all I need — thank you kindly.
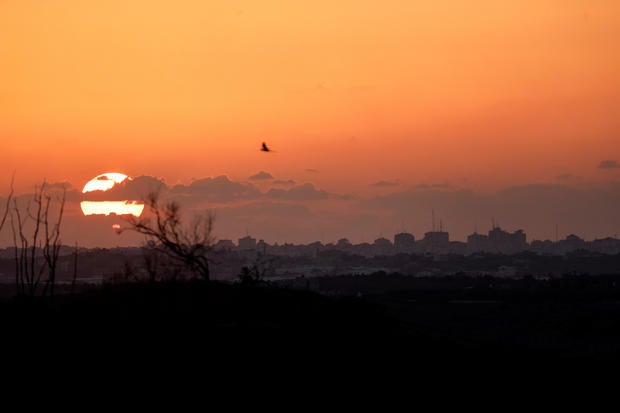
[2,1,620,246]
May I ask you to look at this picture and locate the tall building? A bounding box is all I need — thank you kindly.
[420,231,450,254]
[556,234,586,254]
[466,232,490,254]
[238,235,257,250]
[214,239,235,251]
[372,237,394,256]
[487,227,527,254]
[394,232,415,253]
[256,239,268,254]
[591,237,620,255]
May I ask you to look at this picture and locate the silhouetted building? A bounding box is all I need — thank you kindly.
[307,241,323,258]
[214,239,235,251]
[336,238,352,249]
[419,231,450,254]
[590,237,620,255]
[238,235,257,250]
[448,241,467,255]
[257,239,268,254]
[487,227,527,255]
[466,232,490,254]
[352,242,373,257]
[556,234,586,254]
[530,239,554,255]
[372,237,393,256]
[394,232,415,253]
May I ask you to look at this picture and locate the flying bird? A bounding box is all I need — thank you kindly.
[261,142,271,152]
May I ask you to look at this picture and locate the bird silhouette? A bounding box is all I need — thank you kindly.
[261,142,271,152]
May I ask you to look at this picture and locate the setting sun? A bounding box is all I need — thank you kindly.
[80,172,144,217]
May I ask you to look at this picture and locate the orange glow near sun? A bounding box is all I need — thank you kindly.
[80,172,144,217]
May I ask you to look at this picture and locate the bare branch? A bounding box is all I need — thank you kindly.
[10,180,67,297]
[119,191,214,281]
[0,172,14,233]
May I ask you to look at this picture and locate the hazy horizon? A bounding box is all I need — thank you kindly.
[1,173,619,248]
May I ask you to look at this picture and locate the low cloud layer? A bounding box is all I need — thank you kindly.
[248,171,274,181]
[555,174,582,182]
[78,175,329,206]
[266,183,328,201]
[170,176,261,203]
[83,176,167,201]
[272,179,296,186]
[598,160,620,169]
[413,183,451,190]
[3,177,620,248]
[372,181,398,187]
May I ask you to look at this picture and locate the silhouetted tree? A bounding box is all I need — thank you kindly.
[71,242,78,295]
[120,192,215,281]
[41,185,66,297]
[0,175,14,234]
[142,241,161,283]
[238,254,277,286]
[10,181,66,297]
[238,266,255,286]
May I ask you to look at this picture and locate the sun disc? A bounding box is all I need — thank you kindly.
[80,172,144,217]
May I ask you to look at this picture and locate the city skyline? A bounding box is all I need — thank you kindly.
[226,225,620,255]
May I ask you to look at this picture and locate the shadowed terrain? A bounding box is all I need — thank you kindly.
[3,275,620,365]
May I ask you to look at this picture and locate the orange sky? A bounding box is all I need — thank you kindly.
[2,0,620,195]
